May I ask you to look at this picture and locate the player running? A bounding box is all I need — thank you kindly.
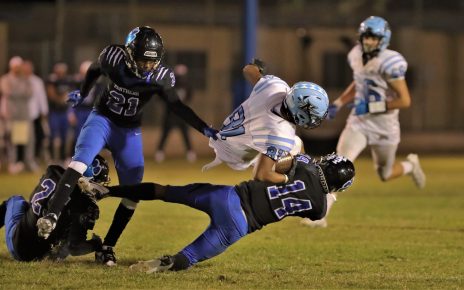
[302,16,426,228]
[36,26,218,266]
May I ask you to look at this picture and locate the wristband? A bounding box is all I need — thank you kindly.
[283,174,289,183]
[368,101,387,113]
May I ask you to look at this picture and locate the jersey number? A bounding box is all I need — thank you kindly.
[364,79,382,102]
[107,90,139,116]
[219,105,245,140]
[267,180,312,219]
[31,179,56,216]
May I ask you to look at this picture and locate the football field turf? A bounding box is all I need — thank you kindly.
[0,155,463,289]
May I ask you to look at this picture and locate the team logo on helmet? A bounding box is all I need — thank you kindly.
[125,27,140,46]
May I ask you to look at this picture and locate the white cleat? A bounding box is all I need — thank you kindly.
[129,255,174,274]
[78,177,109,200]
[407,154,426,189]
[300,217,328,228]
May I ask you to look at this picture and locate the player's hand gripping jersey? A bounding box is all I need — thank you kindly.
[235,154,328,233]
[204,75,301,171]
[346,44,408,145]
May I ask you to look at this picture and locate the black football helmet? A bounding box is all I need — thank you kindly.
[316,153,355,193]
[125,26,164,78]
[83,154,110,185]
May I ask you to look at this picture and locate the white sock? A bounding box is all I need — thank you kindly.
[401,161,413,175]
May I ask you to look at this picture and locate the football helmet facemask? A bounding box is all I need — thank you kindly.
[83,154,110,185]
[125,26,164,79]
[316,153,355,193]
[284,82,329,129]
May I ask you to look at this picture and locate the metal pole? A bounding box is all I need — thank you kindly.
[235,0,258,108]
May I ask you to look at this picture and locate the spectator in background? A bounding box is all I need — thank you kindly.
[0,56,33,174]
[0,70,8,171]
[155,64,196,163]
[46,62,74,166]
[23,60,49,169]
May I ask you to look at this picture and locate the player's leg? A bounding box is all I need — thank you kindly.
[98,126,144,266]
[371,145,425,188]
[301,126,367,228]
[38,112,109,238]
[3,196,28,260]
[130,186,248,273]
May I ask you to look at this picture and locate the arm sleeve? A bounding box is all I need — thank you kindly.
[161,87,209,133]
[80,61,102,99]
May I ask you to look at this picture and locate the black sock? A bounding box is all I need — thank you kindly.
[0,200,6,228]
[103,203,135,247]
[108,183,157,200]
[47,168,82,216]
[171,252,190,271]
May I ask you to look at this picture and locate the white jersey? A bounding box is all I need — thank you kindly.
[346,44,408,145]
[203,75,301,171]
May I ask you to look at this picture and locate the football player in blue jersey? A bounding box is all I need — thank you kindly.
[302,16,426,228]
[36,26,218,266]
[78,153,355,272]
[0,155,109,262]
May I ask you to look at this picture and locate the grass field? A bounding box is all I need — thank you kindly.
[0,155,463,289]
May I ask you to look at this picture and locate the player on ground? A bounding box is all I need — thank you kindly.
[203,59,329,184]
[0,155,108,261]
[78,153,355,272]
[302,16,426,228]
[36,26,218,266]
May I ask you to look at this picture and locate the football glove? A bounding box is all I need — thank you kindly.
[250,58,266,75]
[67,90,83,108]
[203,126,218,140]
[327,104,339,120]
[36,213,58,239]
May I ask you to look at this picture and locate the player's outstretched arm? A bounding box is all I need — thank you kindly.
[163,88,218,139]
[79,178,167,201]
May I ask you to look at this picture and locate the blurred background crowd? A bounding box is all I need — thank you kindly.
[0,0,463,175]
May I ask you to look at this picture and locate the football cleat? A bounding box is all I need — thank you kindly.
[95,246,117,267]
[300,217,328,228]
[407,154,426,189]
[36,213,58,239]
[78,177,109,201]
[129,255,174,274]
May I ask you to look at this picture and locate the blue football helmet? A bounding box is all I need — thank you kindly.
[284,82,329,129]
[358,16,391,52]
[83,155,110,185]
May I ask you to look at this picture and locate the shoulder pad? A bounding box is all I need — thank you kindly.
[98,45,126,68]
[151,65,176,88]
[379,50,407,80]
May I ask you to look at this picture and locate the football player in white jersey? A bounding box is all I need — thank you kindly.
[302,16,426,228]
[203,59,329,184]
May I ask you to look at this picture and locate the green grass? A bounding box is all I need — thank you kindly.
[0,155,463,289]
